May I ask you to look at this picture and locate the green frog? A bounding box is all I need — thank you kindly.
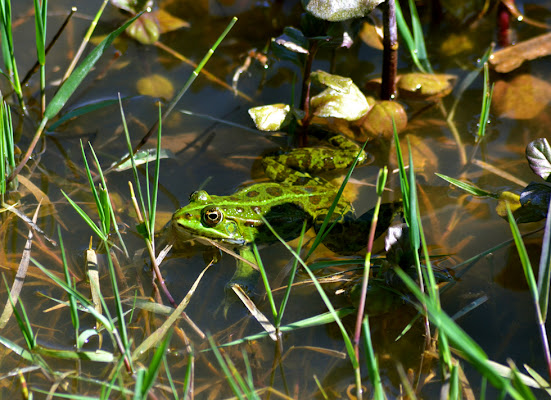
[169,132,401,305]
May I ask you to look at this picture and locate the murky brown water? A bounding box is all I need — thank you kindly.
[1,0,551,398]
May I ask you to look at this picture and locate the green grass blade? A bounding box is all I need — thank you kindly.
[394,0,427,73]
[506,205,538,303]
[477,62,494,140]
[61,190,107,241]
[208,335,245,399]
[58,227,80,345]
[362,317,384,400]
[537,197,551,320]
[408,0,432,73]
[140,330,173,398]
[252,242,277,320]
[44,12,143,120]
[435,173,497,198]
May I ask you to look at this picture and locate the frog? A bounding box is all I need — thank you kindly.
[168,131,401,308]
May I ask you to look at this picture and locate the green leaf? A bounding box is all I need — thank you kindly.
[526,138,551,181]
[302,0,384,21]
[44,12,143,120]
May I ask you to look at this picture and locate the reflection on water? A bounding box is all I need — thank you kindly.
[1,0,550,397]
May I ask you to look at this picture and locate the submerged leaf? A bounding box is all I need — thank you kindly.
[310,70,369,120]
[492,74,551,120]
[248,104,291,131]
[137,74,174,99]
[526,138,551,181]
[303,0,385,21]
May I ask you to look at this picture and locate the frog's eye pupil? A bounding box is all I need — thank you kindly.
[203,207,223,227]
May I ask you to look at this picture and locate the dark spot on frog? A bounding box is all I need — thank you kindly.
[247,190,259,198]
[309,195,322,205]
[266,186,283,197]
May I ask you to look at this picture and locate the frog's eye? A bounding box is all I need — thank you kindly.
[202,207,223,227]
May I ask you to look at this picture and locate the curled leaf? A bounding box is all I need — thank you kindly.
[310,70,369,120]
[249,104,291,131]
[526,138,551,181]
[302,0,385,21]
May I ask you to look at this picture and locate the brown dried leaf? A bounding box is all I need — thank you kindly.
[492,74,551,119]
[489,32,551,73]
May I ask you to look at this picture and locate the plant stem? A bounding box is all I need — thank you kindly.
[497,1,511,47]
[381,0,398,100]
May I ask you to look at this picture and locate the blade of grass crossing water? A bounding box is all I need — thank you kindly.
[506,204,551,381]
[276,221,307,326]
[59,227,80,347]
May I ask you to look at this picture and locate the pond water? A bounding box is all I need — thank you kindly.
[1,0,551,398]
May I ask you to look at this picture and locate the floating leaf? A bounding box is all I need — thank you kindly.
[137,74,174,99]
[310,70,369,120]
[397,73,455,101]
[248,104,291,131]
[302,0,385,21]
[127,12,160,44]
[492,74,551,120]
[360,100,407,139]
[526,138,551,181]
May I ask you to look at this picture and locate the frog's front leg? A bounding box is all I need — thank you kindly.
[223,246,259,316]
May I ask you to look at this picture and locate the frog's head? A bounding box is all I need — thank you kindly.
[172,190,247,245]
